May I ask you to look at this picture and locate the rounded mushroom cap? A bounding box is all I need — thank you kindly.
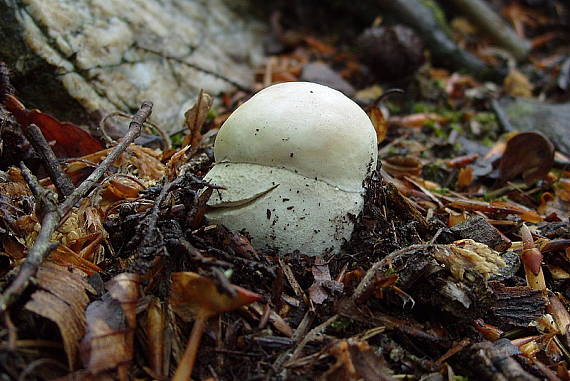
[214,82,378,192]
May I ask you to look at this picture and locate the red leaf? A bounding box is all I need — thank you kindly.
[4,94,104,158]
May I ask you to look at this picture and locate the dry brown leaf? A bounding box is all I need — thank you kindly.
[49,244,102,275]
[456,167,474,190]
[321,339,395,381]
[105,273,140,330]
[80,296,132,373]
[383,156,422,177]
[170,272,263,321]
[80,273,140,374]
[367,106,388,143]
[498,131,554,184]
[449,199,542,223]
[66,145,165,187]
[504,68,534,97]
[183,90,213,148]
[25,264,95,370]
[144,297,169,379]
[166,145,191,180]
[308,258,343,305]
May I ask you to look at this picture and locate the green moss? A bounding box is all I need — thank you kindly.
[329,317,353,332]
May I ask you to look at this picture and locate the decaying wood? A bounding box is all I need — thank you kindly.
[488,282,547,327]
[451,215,511,251]
[455,340,540,381]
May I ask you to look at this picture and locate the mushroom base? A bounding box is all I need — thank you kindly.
[204,163,365,257]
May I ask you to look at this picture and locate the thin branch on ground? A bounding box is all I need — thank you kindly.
[100,111,171,150]
[0,162,60,314]
[22,123,75,197]
[59,101,153,216]
[0,101,153,315]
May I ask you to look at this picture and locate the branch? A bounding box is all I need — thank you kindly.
[59,101,153,216]
[22,123,75,197]
[444,0,531,61]
[0,101,153,315]
[378,0,504,81]
[0,162,60,314]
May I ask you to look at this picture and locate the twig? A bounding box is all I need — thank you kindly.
[0,101,153,315]
[0,163,60,314]
[271,311,318,374]
[59,101,152,216]
[100,111,171,150]
[22,123,75,197]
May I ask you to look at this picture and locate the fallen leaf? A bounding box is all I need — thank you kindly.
[449,199,542,223]
[504,69,534,97]
[170,272,262,320]
[308,258,343,305]
[498,131,554,184]
[3,94,104,157]
[367,106,388,143]
[183,90,213,149]
[321,339,395,381]
[80,273,140,374]
[456,167,474,189]
[49,244,102,275]
[25,264,95,370]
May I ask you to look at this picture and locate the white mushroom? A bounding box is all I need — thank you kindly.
[203,82,378,256]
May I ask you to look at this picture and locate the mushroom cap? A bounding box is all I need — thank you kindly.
[214,82,377,192]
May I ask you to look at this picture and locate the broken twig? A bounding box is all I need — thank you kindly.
[59,101,153,216]
[0,162,60,314]
[22,123,75,197]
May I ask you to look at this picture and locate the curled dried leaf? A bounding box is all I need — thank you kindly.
[170,272,262,320]
[498,131,554,185]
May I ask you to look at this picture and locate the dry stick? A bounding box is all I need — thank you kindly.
[23,123,75,197]
[271,310,317,376]
[59,101,153,216]
[0,163,60,314]
[172,312,208,381]
[0,101,153,315]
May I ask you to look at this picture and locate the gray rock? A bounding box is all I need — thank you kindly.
[0,0,266,132]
